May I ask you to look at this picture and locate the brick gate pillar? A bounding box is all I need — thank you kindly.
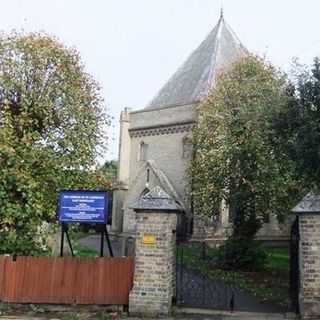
[128,186,182,317]
[293,192,320,319]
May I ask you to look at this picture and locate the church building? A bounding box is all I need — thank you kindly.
[111,12,289,243]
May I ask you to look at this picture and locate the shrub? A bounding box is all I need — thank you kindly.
[216,238,267,271]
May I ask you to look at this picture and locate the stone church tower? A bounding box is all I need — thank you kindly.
[112,13,288,242]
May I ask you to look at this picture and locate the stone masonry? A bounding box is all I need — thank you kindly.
[129,186,180,316]
[299,214,320,318]
[293,192,320,319]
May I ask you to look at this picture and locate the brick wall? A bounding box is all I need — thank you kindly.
[129,211,177,316]
[299,214,320,319]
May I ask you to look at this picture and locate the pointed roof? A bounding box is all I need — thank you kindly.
[130,186,183,212]
[146,13,248,110]
[292,192,320,214]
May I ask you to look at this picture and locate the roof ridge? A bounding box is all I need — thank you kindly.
[194,15,224,101]
[145,14,248,110]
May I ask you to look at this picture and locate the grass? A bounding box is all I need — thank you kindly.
[73,243,99,258]
[68,227,100,258]
[265,247,290,274]
[61,313,79,320]
[235,247,290,307]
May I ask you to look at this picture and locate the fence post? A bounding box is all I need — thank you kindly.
[292,192,320,319]
[128,186,181,317]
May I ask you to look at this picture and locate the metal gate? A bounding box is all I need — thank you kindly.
[290,217,300,314]
[176,241,237,311]
[176,240,292,313]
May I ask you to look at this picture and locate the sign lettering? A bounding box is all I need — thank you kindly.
[58,191,108,224]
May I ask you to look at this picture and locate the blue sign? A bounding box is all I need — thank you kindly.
[58,191,108,224]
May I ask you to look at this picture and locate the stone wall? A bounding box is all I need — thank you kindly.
[111,187,127,233]
[192,214,219,241]
[299,213,320,319]
[127,127,192,207]
[111,107,131,233]
[129,103,196,129]
[122,143,191,233]
[115,104,196,234]
[129,211,177,316]
[192,212,290,245]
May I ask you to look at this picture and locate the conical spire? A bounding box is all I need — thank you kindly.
[146,13,247,110]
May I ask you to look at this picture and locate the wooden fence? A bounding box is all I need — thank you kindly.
[0,256,134,305]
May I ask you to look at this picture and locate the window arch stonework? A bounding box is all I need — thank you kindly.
[138,141,148,161]
[182,135,193,159]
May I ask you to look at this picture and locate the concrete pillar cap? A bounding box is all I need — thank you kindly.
[292,191,320,214]
[130,186,182,213]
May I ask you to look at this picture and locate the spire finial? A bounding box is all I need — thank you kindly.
[220,2,224,19]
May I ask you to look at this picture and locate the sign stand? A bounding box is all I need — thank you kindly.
[58,190,113,258]
[99,225,114,257]
[60,223,74,257]
[105,225,114,257]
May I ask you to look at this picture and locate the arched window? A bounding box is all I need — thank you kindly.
[182,135,193,159]
[138,141,148,161]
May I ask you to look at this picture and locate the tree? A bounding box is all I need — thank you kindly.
[0,32,109,254]
[277,58,320,188]
[191,56,301,244]
[99,160,118,182]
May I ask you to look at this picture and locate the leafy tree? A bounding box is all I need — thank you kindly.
[191,56,301,243]
[99,160,117,182]
[0,32,109,254]
[276,58,320,188]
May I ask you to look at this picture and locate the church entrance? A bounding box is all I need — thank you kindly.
[175,238,298,313]
[176,241,237,311]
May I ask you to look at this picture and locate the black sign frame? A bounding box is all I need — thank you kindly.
[57,190,113,258]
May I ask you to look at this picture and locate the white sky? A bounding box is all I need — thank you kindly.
[1,0,320,160]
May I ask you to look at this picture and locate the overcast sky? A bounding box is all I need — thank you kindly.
[1,0,320,160]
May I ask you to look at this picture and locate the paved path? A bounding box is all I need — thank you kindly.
[78,234,132,257]
[0,313,296,320]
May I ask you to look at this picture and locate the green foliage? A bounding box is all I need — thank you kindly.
[273,58,320,189]
[99,160,117,182]
[96,310,113,320]
[265,247,289,274]
[61,312,81,320]
[0,32,109,255]
[74,245,99,258]
[216,239,267,271]
[191,55,302,240]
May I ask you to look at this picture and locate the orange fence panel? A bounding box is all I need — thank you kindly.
[0,256,134,305]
